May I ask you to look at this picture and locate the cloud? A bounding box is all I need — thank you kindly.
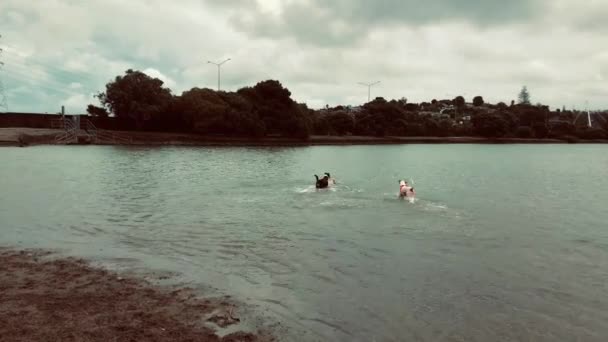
[63,93,95,113]
[223,0,546,46]
[142,68,177,90]
[0,0,607,112]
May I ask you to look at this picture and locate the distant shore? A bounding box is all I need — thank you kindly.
[0,248,269,342]
[1,128,607,147]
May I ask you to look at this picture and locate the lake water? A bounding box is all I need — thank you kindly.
[1,145,608,341]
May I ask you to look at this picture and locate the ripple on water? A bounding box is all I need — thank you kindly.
[301,317,354,340]
[3,145,608,342]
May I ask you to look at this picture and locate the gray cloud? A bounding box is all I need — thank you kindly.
[1,0,607,112]
[221,0,546,46]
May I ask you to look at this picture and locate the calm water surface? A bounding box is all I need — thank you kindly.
[1,145,608,341]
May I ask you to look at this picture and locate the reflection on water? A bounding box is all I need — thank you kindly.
[1,145,608,341]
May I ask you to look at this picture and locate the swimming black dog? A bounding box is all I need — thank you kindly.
[315,173,331,189]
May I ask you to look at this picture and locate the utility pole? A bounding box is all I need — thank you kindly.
[207,58,231,91]
[358,81,380,102]
[585,100,592,128]
[0,34,8,112]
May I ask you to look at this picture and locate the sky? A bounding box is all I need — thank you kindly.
[0,0,606,114]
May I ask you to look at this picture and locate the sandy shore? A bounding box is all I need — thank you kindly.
[2,127,606,146]
[0,128,61,146]
[0,248,271,342]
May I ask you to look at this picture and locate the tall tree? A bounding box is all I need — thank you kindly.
[175,88,227,133]
[518,86,531,105]
[238,80,310,138]
[86,104,109,118]
[95,69,173,130]
[453,96,466,108]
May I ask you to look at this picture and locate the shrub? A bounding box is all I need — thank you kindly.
[515,126,533,138]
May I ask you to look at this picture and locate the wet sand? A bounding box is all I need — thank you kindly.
[0,248,271,342]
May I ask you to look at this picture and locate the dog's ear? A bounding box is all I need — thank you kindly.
[314,175,319,180]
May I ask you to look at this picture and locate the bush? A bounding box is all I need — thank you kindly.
[471,113,509,137]
[473,96,484,107]
[515,126,533,138]
[576,128,606,140]
[453,96,466,108]
[326,112,355,136]
[532,123,549,138]
[560,135,579,143]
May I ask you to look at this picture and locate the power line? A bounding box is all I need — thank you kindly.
[0,34,8,111]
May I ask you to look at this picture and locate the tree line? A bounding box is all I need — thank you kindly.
[88,70,608,140]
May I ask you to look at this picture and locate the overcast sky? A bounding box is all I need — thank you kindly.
[0,0,606,113]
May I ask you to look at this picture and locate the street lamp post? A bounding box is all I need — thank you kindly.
[207,58,231,91]
[358,81,380,102]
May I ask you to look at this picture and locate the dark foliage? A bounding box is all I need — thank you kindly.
[89,70,607,140]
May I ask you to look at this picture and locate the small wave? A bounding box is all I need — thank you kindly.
[318,201,360,209]
[382,193,416,202]
[421,202,448,211]
[302,317,353,338]
[260,298,292,311]
[296,186,317,194]
[295,186,337,193]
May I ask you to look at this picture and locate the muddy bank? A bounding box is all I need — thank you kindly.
[2,127,607,146]
[0,248,272,342]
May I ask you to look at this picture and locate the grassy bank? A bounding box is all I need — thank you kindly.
[2,128,607,147]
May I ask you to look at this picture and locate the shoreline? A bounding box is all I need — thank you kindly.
[2,127,607,147]
[0,248,271,342]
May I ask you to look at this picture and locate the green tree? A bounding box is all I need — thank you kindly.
[496,102,508,110]
[438,119,454,137]
[515,104,547,127]
[176,88,228,133]
[313,115,331,135]
[354,98,407,136]
[532,123,549,138]
[95,69,173,130]
[473,96,484,107]
[218,92,266,136]
[453,96,466,108]
[238,80,310,138]
[518,86,531,105]
[423,118,440,136]
[515,126,533,138]
[472,113,509,137]
[326,111,355,135]
[86,104,108,118]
